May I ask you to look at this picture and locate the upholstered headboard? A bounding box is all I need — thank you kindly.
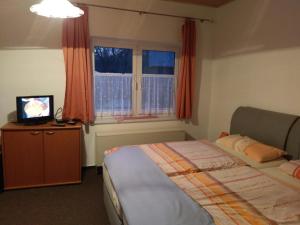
[286,118,300,160]
[230,107,299,159]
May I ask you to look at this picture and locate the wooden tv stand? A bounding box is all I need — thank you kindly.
[1,121,82,190]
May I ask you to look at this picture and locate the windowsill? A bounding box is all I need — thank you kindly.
[94,115,177,124]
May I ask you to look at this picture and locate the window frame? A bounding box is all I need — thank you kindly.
[92,38,179,123]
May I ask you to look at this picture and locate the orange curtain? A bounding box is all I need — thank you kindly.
[176,19,196,119]
[62,6,94,124]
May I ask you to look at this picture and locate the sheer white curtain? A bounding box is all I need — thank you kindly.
[140,49,176,116]
[94,72,132,116]
[141,75,174,115]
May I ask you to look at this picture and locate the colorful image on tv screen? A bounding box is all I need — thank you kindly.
[22,97,50,118]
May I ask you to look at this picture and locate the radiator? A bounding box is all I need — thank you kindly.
[95,129,186,165]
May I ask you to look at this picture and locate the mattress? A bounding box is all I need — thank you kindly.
[103,164,123,218]
[216,142,287,168]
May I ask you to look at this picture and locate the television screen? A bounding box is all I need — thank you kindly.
[16,95,54,124]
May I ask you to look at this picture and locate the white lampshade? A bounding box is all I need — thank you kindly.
[30,0,84,18]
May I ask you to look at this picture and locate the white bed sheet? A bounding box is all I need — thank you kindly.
[259,167,300,191]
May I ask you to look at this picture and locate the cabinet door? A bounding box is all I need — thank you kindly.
[44,129,81,184]
[3,130,44,189]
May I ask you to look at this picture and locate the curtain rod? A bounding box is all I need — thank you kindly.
[74,2,214,23]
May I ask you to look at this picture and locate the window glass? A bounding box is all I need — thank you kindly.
[94,47,132,73]
[142,50,175,75]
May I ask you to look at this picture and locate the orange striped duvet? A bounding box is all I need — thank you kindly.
[171,166,300,225]
[105,140,246,176]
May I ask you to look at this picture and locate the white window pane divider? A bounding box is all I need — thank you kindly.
[132,48,139,116]
[94,72,132,77]
[142,74,175,78]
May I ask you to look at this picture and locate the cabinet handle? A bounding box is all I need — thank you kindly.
[30,131,40,135]
[46,131,55,135]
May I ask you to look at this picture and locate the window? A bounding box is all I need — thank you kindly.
[93,40,178,122]
[94,47,133,115]
[141,50,175,115]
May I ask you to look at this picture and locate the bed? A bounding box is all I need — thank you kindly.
[106,139,246,176]
[103,107,300,225]
[171,166,300,225]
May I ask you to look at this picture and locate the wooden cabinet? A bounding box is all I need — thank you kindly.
[1,122,82,190]
[44,129,81,184]
[2,130,44,188]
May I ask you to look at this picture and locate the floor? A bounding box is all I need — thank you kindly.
[0,167,110,225]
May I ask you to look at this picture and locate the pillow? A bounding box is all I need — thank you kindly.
[216,141,287,169]
[216,134,243,149]
[244,143,285,162]
[279,160,300,179]
[234,136,257,153]
[218,131,229,139]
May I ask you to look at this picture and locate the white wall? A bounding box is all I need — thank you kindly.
[0,49,65,122]
[208,0,300,140]
[0,0,215,166]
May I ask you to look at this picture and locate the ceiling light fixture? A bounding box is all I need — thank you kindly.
[30,0,84,18]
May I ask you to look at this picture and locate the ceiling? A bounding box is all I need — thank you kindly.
[163,0,234,7]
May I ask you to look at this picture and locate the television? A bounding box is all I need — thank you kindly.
[16,95,54,124]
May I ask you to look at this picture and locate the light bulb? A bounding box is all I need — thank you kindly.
[30,0,84,18]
